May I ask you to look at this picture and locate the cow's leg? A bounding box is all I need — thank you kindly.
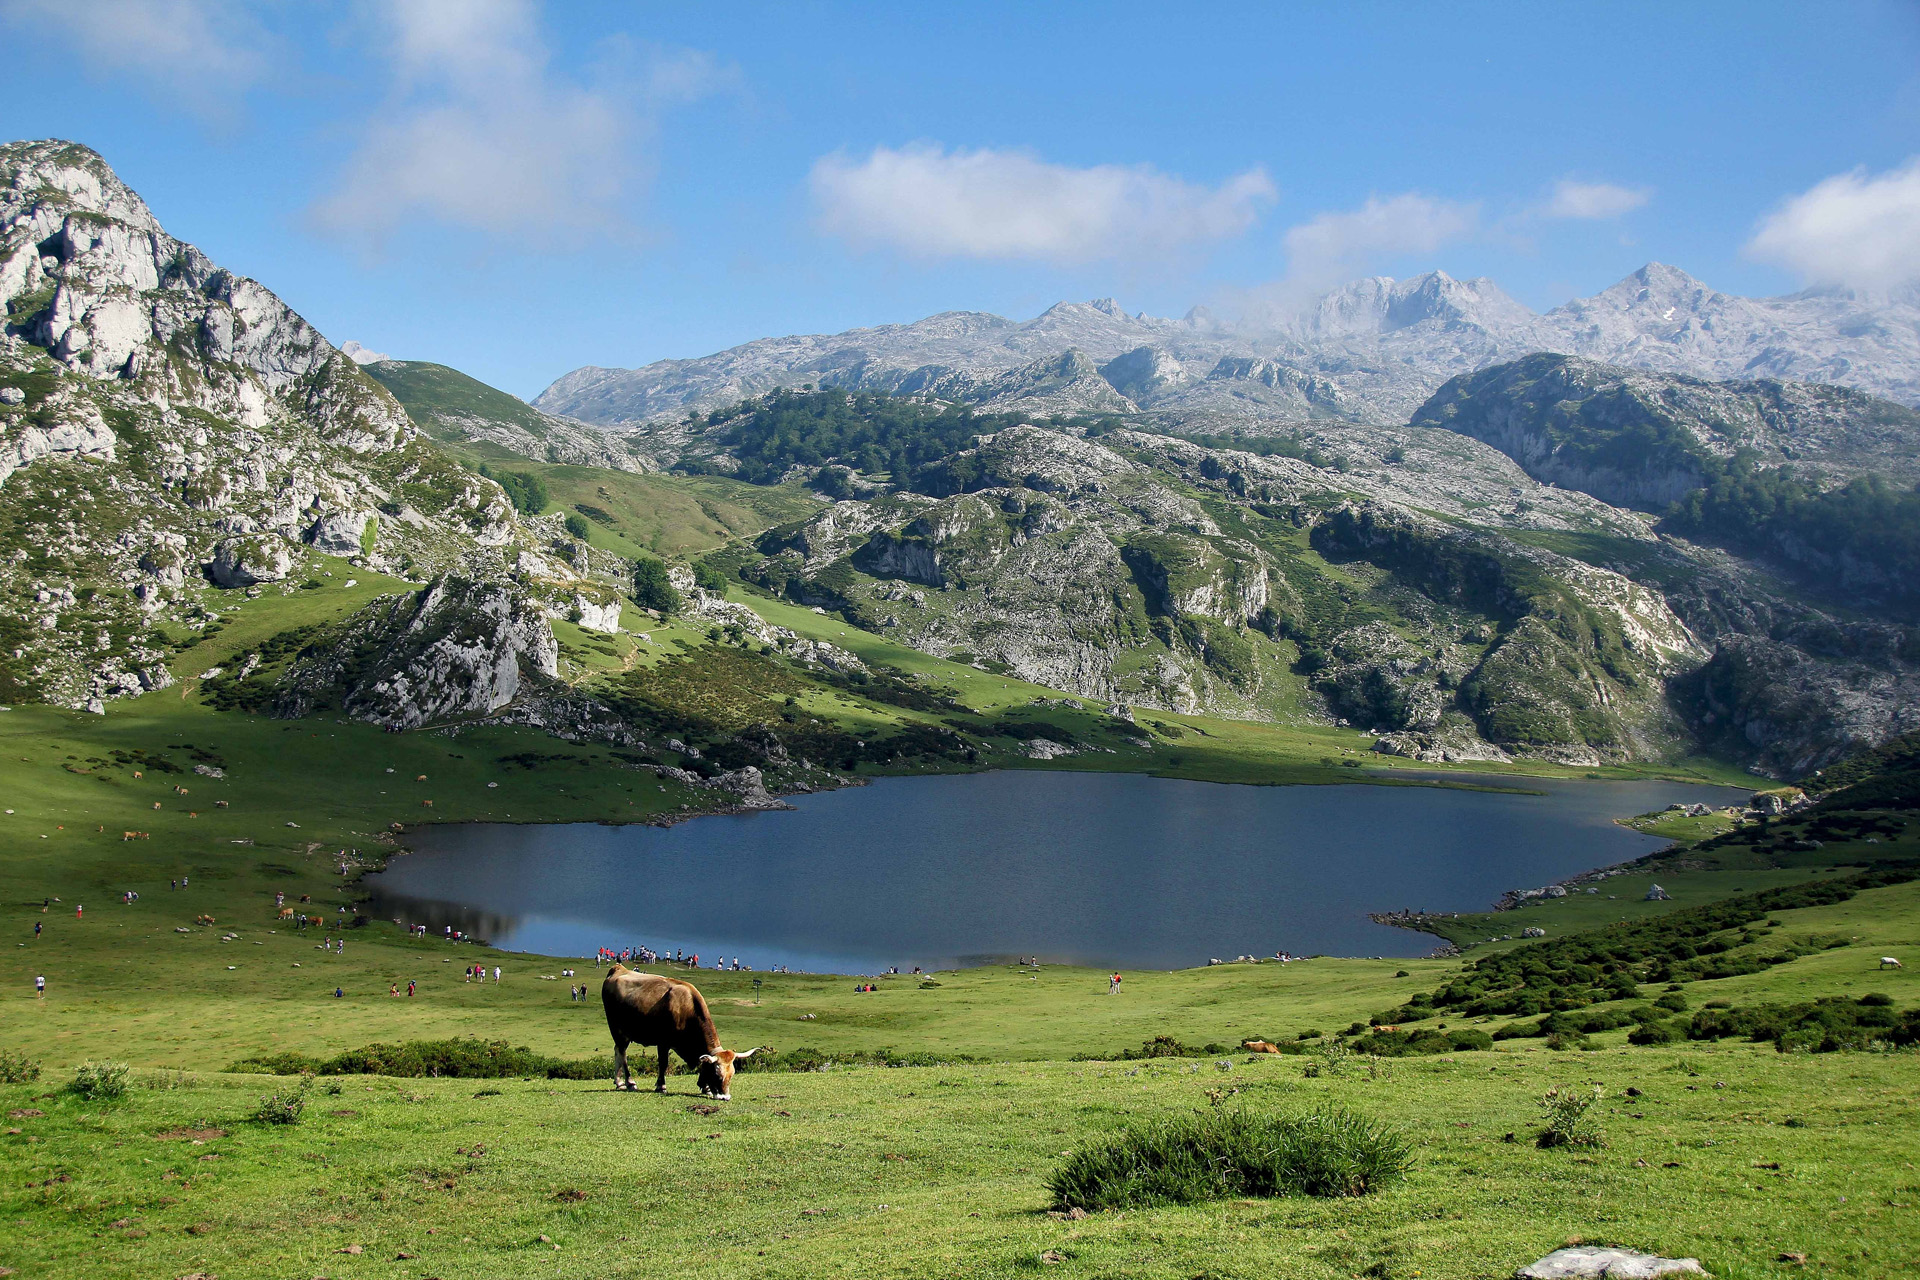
[655,1046,670,1093]
[612,1038,631,1091]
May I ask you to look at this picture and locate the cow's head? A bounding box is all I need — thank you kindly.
[695,1047,757,1100]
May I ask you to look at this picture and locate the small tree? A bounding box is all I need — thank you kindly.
[564,513,591,541]
[632,559,680,613]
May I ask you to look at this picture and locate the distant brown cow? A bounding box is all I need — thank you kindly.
[601,965,757,1099]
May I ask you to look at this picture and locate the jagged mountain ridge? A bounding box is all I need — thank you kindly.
[537,265,1920,430]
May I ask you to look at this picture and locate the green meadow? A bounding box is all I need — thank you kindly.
[2,546,1917,1277]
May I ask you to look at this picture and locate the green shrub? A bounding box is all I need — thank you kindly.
[692,561,730,592]
[70,1060,130,1101]
[563,513,591,540]
[632,558,681,613]
[1048,1106,1413,1210]
[250,1075,312,1125]
[1627,1020,1678,1045]
[0,1048,40,1084]
[1535,1085,1606,1149]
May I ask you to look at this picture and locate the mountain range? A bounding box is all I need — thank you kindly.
[536,267,1920,430]
[5,138,1920,781]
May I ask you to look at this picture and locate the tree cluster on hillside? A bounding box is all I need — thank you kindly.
[1663,460,1920,610]
[477,463,547,516]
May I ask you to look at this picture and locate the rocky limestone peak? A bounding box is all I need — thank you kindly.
[2,139,162,234]
[1383,271,1535,334]
[1558,261,1724,324]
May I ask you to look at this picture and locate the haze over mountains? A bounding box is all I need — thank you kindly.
[536,266,1920,429]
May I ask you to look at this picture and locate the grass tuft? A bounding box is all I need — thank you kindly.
[1048,1105,1412,1210]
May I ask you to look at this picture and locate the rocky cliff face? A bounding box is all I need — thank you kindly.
[274,575,560,730]
[0,140,603,710]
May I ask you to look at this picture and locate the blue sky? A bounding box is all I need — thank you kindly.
[3,1,1918,399]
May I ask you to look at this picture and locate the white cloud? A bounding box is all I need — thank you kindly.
[312,0,730,247]
[1281,193,1479,287]
[810,144,1275,264]
[0,0,271,120]
[1543,179,1650,220]
[1747,157,1920,291]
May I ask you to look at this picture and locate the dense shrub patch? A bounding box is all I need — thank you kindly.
[1395,867,1917,1023]
[1049,1107,1413,1210]
[1686,994,1920,1053]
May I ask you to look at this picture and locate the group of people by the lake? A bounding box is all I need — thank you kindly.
[596,944,764,972]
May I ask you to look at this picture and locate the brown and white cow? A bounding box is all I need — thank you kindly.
[601,965,758,1099]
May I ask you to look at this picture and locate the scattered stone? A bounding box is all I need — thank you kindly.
[1515,1247,1708,1279]
[335,1245,363,1255]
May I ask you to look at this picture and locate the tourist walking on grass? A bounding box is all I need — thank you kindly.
[35,974,45,998]
[1109,972,1122,995]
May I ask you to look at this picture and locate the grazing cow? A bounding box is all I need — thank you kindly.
[1881,957,1903,970]
[601,965,757,1099]
[1241,1040,1285,1055]
[277,907,295,919]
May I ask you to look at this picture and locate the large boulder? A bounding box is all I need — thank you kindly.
[205,535,294,587]
[303,511,371,556]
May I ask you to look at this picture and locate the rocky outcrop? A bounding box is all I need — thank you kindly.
[0,140,593,709]
[277,576,559,730]
[205,536,295,587]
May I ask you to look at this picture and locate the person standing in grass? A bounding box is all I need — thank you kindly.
[407,980,415,997]
[35,974,45,998]
[33,921,40,938]
[1109,972,1121,995]
[493,966,501,983]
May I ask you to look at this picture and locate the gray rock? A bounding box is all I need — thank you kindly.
[1515,1246,1708,1279]
[303,511,370,556]
[204,536,294,588]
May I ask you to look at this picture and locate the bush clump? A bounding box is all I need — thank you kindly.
[1536,1085,1606,1149]
[0,1048,41,1084]
[250,1075,313,1125]
[1049,1106,1413,1210]
[70,1060,130,1101]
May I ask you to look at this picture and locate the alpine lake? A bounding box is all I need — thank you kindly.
[364,769,1743,973]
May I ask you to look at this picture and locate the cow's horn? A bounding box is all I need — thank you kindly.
[734,1047,758,1060]
[698,1053,717,1065]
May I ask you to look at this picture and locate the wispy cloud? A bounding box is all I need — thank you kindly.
[1541,179,1650,220]
[1747,157,1920,291]
[312,0,733,249]
[1280,192,1480,288]
[0,0,272,121]
[810,144,1275,265]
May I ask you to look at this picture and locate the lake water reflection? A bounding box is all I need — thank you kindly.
[364,770,1741,972]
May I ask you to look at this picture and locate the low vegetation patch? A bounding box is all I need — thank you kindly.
[1535,1085,1606,1149]
[231,1038,611,1080]
[1048,1105,1413,1210]
[69,1059,130,1101]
